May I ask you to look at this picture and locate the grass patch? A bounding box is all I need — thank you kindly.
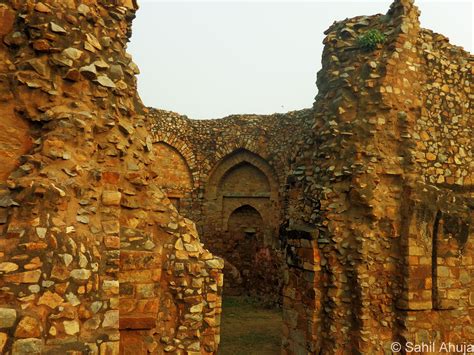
[219,296,282,355]
[357,29,386,51]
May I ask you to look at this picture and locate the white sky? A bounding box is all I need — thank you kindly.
[128,1,473,119]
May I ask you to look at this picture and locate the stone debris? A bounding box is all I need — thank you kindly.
[79,64,97,79]
[35,3,51,13]
[62,47,83,61]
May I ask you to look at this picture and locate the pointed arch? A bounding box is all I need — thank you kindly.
[206,148,279,202]
[151,141,193,191]
[227,204,264,232]
[152,133,199,185]
[203,148,280,243]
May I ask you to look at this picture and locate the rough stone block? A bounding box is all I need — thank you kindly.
[3,270,41,283]
[0,308,17,328]
[15,316,41,338]
[12,338,43,354]
[102,191,122,206]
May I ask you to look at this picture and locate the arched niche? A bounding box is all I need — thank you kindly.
[151,141,193,211]
[204,148,279,247]
[219,162,271,198]
[206,149,279,202]
[203,149,284,302]
[227,204,264,234]
[432,211,470,310]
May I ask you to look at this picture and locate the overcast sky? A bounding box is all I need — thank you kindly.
[128,1,473,119]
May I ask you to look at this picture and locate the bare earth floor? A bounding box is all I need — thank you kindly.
[219,296,282,355]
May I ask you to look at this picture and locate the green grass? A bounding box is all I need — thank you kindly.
[219,296,282,355]
[357,29,386,51]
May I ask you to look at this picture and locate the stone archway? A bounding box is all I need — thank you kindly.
[223,205,265,295]
[203,149,282,302]
[204,148,279,233]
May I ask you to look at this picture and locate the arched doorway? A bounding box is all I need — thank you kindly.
[224,204,270,295]
[203,149,282,302]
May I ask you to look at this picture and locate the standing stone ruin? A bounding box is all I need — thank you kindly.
[150,108,313,304]
[0,0,472,354]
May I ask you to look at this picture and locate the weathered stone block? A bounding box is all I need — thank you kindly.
[15,316,41,338]
[12,338,43,354]
[63,320,80,335]
[70,269,91,282]
[103,310,119,329]
[0,261,18,273]
[37,291,64,309]
[102,191,122,206]
[3,270,41,283]
[0,308,17,328]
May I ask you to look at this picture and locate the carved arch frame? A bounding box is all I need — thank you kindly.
[204,148,280,238]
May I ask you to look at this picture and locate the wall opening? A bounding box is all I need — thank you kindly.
[203,150,282,301]
[203,149,284,353]
[432,211,470,310]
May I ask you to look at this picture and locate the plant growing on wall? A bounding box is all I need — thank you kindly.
[357,29,386,51]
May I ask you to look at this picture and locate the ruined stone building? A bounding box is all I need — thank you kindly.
[0,0,472,354]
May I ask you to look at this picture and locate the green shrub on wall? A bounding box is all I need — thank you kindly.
[358,29,386,51]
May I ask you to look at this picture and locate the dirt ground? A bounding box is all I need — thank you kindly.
[219,296,282,355]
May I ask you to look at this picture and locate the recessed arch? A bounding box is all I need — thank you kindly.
[149,141,195,213]
[151,141,193,192]
[202,148,283,303]
[204,148,279,235]
[219,162,271,196]
[227,204,264,233]
[151,132,199,182]
[206,148,279,202]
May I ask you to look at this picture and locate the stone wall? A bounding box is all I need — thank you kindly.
[150,108,313,303]
[0,1,222,354]
[281,0,473,353]
[149,108,313,225]
[416,29,472,186]
[151,142,193,211]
